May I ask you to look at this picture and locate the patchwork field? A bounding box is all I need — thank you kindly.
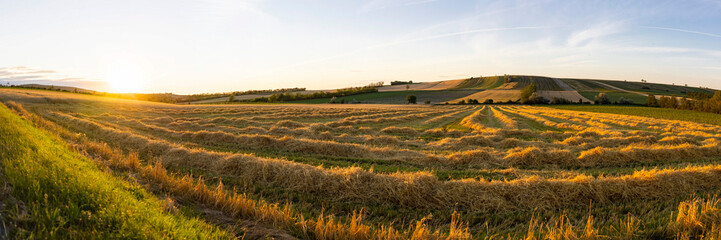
[377,79,465,92]
[2,88,721,239]
[448,90,522,103]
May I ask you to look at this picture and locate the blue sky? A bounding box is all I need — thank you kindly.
[1,0,720,93]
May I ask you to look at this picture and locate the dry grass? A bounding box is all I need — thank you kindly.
[491,107,518,129]
[5,88,721,239]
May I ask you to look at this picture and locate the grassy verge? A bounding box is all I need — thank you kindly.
[547,105,721,126]
[0,104,231,239]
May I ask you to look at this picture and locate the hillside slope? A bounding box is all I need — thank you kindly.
[0,103,231,239]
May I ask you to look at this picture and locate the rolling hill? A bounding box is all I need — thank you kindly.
[7,76,716,105]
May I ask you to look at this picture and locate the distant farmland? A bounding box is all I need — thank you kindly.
[3,88,721,239]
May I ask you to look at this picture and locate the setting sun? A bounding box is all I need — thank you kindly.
[103,60,144,93]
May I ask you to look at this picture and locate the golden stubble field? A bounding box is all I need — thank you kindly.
[3,88,721,239]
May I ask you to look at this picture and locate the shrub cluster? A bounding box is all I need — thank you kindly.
[647,91,721,114]
[250,85,379,102]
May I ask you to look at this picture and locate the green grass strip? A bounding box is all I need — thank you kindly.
[0,104,232,239]
[548,105,721,126]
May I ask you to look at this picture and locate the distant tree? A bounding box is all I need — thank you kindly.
[527,93,549,104]
[329,96,337,103]
[424,100,431,104]
[483,99,493,104]
[594,93,611,104]
[406,94,417,104]
[227,94,235,102]
[712,91,721,100]
[646,94,658,107]
[658,96,678,108]
[406,85,410,91]
[458,99,466,104]
[618,97,634,105]
[578,98,583,104]
[520,83,537,103]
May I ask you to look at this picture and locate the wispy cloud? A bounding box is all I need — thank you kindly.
[360,0,443,12]
[287,26,547,68]
[567,22,625,47]
[0,66,105,89]
[612,46,721,56]
[643,26,721,39]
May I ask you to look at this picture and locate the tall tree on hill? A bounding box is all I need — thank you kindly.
[520,83,537,103]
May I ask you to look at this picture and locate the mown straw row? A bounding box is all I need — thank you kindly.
[490,107,518,129]
[34,108,721,212]
[4,101,472,240]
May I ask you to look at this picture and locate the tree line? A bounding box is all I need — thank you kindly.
[647,91,721,114]
[247,83,382,103]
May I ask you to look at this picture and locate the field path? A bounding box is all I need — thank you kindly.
[592,81,648,96]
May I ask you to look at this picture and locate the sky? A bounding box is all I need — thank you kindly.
[1,0,720,94]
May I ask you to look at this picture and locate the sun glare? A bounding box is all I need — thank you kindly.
[104,60,144,93]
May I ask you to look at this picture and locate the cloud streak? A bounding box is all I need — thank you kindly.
[567,22,625,47]
[288,26,548,68]
[360,0,443,12]
[0,66,107,90]
[643,26,721,39]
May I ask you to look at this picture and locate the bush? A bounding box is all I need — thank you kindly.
[406,94,417,104]
[646,94,658,107]
[618,97,634,105]
[526,93,549,104]
[424,100,431,104]
[483,99,494,104]
[594,93,611,104]
[550,97,571,104]
[391,80,413,85]
[658,96,678,108]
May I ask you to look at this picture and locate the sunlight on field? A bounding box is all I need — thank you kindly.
[2,88,721,239]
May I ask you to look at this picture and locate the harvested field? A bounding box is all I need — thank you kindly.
[377,79,464,92]
[3,88,721,239]
[537,90,592,103]
[448,89,521,103]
